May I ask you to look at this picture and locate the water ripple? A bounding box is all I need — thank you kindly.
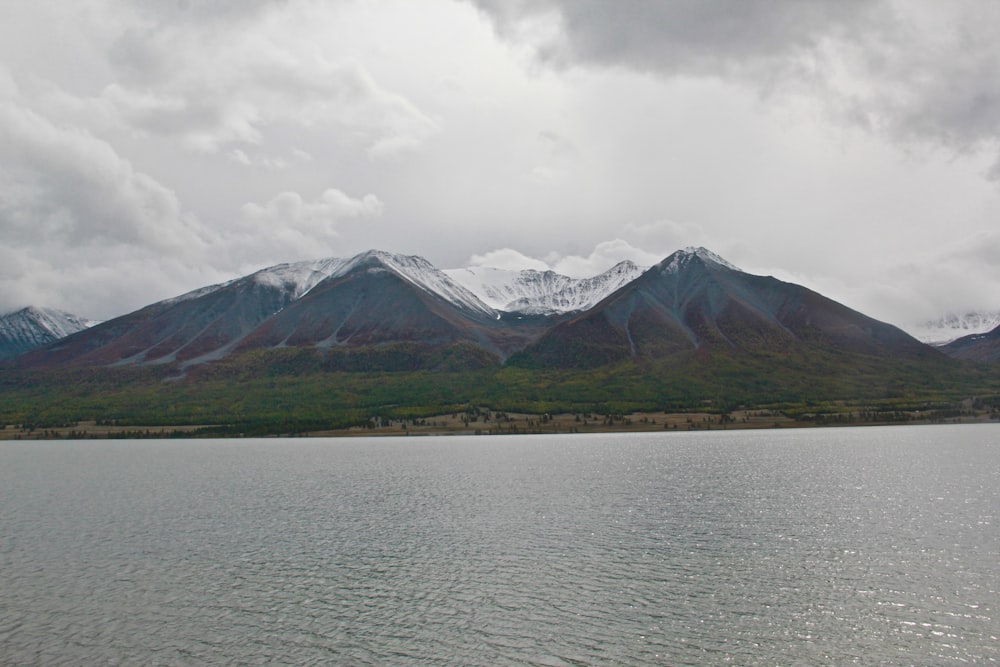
[1,425,998,665]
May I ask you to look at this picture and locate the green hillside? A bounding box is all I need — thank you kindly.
[3,341,998,436]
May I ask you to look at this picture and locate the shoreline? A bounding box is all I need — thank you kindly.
[2,409,995,440]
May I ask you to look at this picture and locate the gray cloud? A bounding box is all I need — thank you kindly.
[471,0,878,77]
[469,0,1000,179]
[0,84,223,317]
[0,100,212,252]
[104,7,437,156]
[2,0,999,330]
[229,188,384,267]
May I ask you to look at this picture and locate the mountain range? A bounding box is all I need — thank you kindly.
[4,246,999,432]
[6,246,964,370]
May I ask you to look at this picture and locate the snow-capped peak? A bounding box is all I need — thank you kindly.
[163,251,496,317]
[445,260,646,315]
[659,247,741,274]
[0,306,94,360]
[351,251,497,317]
[250,256,356,300]
[1,306,93,338]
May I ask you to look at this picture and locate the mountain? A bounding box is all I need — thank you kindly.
[16,251,519,370]
[509,247,937,369]
[14,246,946,379]
[227,251,527,362]
[908,311,1000,346]
[0,307,92,361]
[445,260,645,314]
[940,324,1000,362]
[6,246,989,434]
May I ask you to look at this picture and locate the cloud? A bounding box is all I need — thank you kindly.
[469,0,1000,181]
[470,0,879,76]
[0,100,213,253]
[229,188,383,267]
[0,62,386,317]
[103,8,438,156]
[467,248,551,272]
[0,90,226,317]
[465,224,720,278]
[229,148,288,170]
[240,188,383,231]
[548,239,661,277]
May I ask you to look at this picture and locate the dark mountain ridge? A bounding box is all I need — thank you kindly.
[509,249,934,368]
[12,247,943,375]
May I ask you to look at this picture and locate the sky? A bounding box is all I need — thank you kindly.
[2,0,1000,332]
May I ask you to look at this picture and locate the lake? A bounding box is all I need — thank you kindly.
[1,425,997,665]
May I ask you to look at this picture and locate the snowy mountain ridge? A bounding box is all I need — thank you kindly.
[170,249,646,319]
[0,306,93,360]
[165,251,497,317]
[445,260,646,315]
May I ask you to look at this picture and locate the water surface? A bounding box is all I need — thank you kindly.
[1,425,997,665]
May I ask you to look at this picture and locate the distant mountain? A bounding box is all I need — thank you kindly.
[8,247,986,433]
[445,260,645,314]
[228,251,524,361]
[509,247,936,369]
[15,247,946,379]
[940,324,1000,362]
[0,307,92,361]
[17,251,522,370]
[908,311,1000,346]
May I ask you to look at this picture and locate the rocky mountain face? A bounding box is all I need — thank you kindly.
[13,247,945,372]
[0,307,92,361]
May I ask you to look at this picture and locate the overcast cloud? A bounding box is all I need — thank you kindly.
[1,0,999,332]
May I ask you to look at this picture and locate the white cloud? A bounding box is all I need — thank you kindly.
[229,149,288,170]
[466,230,712,278]
[0,92,226,317]
[550,240,660,277]
[2,0,1000,331]
[0,99,213,253]
[100,13,439,157]
[228,188,384,268]
[467,248,551,272]
[241,189,383,230]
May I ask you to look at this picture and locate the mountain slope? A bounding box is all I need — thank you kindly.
[14,246,947,384]
[16,251,507,370]
[231,251,520,360]
[510,247,937,369]
[940,324,1000,362]
[5,246,989,433]
[0,307,92,361]
[446,260,645,314]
